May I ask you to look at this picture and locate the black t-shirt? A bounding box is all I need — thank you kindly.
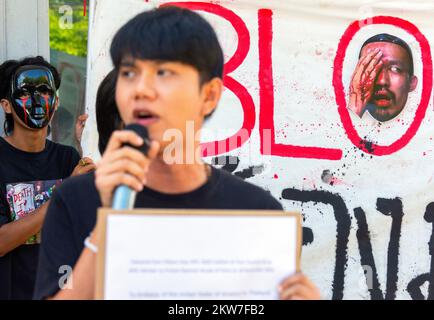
[0,137,80,300]
[33,166,283,299]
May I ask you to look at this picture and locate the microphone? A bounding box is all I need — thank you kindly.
[112,124,150,210]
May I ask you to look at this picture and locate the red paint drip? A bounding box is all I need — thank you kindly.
[44,96,50,117]
[330,177,349,186]
[21,98,29,124]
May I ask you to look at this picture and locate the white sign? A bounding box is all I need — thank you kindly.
[96,210,301,300]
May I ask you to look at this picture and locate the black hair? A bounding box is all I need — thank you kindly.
[95,69,122,155]
[0,56,61,135]
[110,6,224,85]
[360,33,414,76]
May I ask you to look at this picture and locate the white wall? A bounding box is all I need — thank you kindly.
[0,0,49,61]
[0,0,49,135]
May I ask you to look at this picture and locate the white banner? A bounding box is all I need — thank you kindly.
[84,0,434,299]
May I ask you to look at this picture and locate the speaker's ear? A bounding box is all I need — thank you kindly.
[201,77,223,118]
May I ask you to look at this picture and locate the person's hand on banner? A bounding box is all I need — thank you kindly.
[279,272,321,300]
[75,113,89,143]
[71,157,96,177]
[74,113,89,156]
[348,48,384,117]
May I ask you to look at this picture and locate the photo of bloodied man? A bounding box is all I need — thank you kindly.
[6,179,62,244]
[348,33,418,122]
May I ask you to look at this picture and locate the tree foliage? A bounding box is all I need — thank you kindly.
[49,0,88,57]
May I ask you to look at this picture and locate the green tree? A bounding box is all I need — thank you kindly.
[49,0,88,57]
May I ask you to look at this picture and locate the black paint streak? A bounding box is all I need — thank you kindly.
[213,156,264,180]
[424,202,434,300]
[377,198,404,300]
[360,139,375,153]
[407,274,430,300]
[211,156,240,173]
[354,198,403,300]
[234,165,264,180]
[409,203,434,299]
[281,188,351,300]
[302,227,314,246]
[354,207,384,300]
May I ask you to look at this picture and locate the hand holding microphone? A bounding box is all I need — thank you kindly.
[95,124,160,208]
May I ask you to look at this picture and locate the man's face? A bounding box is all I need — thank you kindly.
[115,58,216,151]
[10,66,58,129]
[361,42,418,122]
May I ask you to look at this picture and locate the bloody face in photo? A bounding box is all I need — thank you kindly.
[361,42,418,122]
[10,65,58,129]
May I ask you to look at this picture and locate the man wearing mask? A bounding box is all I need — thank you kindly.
[0,56,95,299]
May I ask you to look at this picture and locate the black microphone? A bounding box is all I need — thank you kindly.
[112,124,150,210]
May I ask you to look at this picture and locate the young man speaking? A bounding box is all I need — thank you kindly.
[34,6,320,300]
